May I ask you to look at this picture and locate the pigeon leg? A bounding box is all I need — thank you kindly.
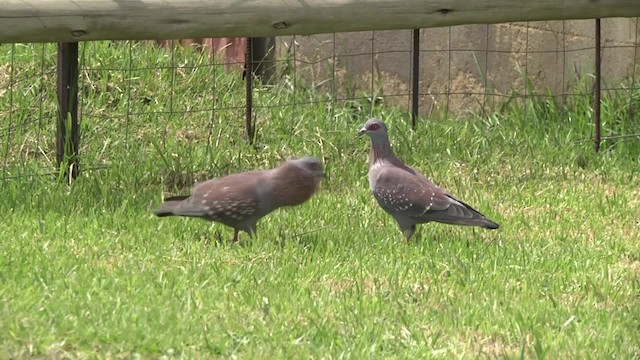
[402,225,416,241]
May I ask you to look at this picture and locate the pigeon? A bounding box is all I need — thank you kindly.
[357,118,499,240]
[153,156,325,241]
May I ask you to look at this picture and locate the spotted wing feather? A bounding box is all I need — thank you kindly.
[373,167,448,216]
[167,171,266,225]
[373,166,489,225]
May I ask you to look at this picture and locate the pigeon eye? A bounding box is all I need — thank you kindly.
[368,123,380,131]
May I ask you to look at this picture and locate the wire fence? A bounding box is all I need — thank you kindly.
[0,19,638,182]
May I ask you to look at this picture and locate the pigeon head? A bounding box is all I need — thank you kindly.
[358,118,397,165]
[357,118,388,139]
[268,156,326,208]
[289,156,326,180]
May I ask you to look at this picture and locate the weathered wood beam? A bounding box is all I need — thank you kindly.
[1,0,639,43]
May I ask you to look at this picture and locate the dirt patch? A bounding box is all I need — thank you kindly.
[324,276,390,296]
[629,261,640,275]
[471,333,521,357]
[0,63,9,96]
[618,258,640,277]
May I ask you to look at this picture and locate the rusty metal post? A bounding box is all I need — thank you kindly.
[411,29,420,129]
[245,37,255,145]
[251,37,276,84]
[56,42,80,180]
[594,19,602,153]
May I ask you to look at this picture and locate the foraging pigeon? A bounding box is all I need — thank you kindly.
[358,118,499,240]
[153,156,325,241]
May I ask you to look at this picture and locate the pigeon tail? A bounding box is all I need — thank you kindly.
[479,218,500,229]
[432,197,501,230]
[453,197,500,230]
[153,195,190,217]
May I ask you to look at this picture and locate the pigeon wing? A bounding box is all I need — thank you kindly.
[172,171,266,223]
[373,167,483,223]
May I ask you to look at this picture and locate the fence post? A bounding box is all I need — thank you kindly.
[594,19,602,153]
[251,37,277,84]
[411,29,420,129]
[56,42,80,181]
[245,37,255,145]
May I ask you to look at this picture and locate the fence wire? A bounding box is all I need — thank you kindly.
[0,19,638,181]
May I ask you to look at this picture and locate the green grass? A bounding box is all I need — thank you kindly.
[1,41,639,359]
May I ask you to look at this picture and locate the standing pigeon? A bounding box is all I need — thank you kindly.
[358,118,499,240]
[153,156,325,241]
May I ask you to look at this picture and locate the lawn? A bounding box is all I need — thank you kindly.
[1,41,639,358]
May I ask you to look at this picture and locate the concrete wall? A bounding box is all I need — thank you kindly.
[279,18,640,115]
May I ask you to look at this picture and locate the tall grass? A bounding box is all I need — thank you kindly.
[0,41,638,359]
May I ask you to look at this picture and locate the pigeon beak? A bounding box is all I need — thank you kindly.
[357,128,367,137]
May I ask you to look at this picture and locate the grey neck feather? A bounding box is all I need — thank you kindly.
[369,133,400,166]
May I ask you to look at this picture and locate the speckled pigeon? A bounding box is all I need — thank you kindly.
[358,118,499,240]
[153,156,325,241]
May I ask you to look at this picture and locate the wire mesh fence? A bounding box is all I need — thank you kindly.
[0,19,638,182]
